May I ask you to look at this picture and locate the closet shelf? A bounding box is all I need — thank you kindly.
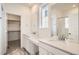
[8,19,20,22]
[8,30,20,32]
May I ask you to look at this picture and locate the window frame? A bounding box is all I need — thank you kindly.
[39,4,48,29]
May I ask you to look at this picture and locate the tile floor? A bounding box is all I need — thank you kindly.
[6,40,28,55]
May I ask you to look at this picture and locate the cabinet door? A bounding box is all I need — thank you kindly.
[39,42,69,55]
[48,52,54,55]
[23,35,31,53]
[29,40,36,55]
[39,47,49,55]
[23,35,35,55]
[29,41,39,55]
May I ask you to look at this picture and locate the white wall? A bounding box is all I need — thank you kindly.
[31,5,39,38]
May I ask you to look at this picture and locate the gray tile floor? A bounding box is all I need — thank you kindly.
[6,40,28,55]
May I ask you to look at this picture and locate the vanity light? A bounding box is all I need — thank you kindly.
[32,5,38,13]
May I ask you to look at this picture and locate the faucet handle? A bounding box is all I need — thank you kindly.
[68,33,71,35]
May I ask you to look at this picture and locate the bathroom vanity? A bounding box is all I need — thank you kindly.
[22,34,79,55]
[39,39,79,55]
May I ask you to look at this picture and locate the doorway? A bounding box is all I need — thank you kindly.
[6,13,21,54]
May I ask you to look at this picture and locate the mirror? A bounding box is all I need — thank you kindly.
[51,3,79,43]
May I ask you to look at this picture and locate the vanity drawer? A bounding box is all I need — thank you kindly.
[39,46,54,55]
[39,47,49,55]
[39,41,70,55]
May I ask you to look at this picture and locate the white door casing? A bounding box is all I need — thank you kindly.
[0,3,7,55]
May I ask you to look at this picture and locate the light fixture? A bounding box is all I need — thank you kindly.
[32,5,38,13]
[72,4,76,8]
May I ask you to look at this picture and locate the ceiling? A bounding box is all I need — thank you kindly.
[5,3,41,8]
[51,3,79,13]
[5,3,78,11]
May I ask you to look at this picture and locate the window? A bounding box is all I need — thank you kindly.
[39,4,48,28]
[45,10,48,17]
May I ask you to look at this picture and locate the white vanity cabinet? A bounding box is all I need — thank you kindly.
[39,47,49,55]
[22,34,39,55]
[39,46,54,55]
[22,34,31,53]
[39,41,70,55]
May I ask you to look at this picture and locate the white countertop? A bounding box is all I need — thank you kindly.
[24,34,79,55]
[28,36,39,46]
[39,38,79,55]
